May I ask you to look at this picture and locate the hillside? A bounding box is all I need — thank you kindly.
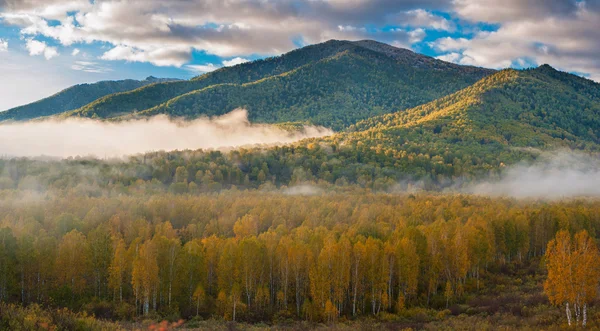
[350,64,600,148]
[64,40,494,129]
[307,64,600,183]
[0,76,178,121]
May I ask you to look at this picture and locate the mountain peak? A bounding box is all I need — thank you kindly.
[353,39,408,49]
[536,64,557,72]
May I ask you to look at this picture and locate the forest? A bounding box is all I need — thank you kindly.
[1,187,600,330]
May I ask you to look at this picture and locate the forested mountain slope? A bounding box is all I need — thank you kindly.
[349,64,600,150]
[3,66,599,192]
[64,40,494,129]
[0,76,178,121]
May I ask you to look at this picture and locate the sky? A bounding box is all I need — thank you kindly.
[0,0,599,111]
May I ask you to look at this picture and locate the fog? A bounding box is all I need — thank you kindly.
[467,151,600,199]
[283,184,324,196]
[0,109,333,158]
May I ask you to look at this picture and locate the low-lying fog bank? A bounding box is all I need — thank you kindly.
[0,109,333,158]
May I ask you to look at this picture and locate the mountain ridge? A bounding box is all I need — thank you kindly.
[62,39,495,129]
[0,76,179,122]
[324,64,600,181]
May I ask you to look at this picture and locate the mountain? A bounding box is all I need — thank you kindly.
[0,76,179,122]
[63,40,494,130]
[351,64,600,147]
[312,64,600,182]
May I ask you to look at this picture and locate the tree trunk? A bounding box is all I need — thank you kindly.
[196,295,200,316]
[352,262,359,316]
[566,302,572,326]
[21,266,25,304]
[144,294,149,316]
[583,303,587,327]
[295,275,301,316]
[233,298,237,321]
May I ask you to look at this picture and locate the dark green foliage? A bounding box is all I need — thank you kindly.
[0,76,179,121]
[65,40,493,129]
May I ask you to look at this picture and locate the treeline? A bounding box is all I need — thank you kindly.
[0,192,598,322]
[0,138,536,195]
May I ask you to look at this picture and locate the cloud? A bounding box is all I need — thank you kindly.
[0,0,443,65]
[453,0,579,23]
[186,63,220,74]
[186,57,250,74]
[71,48,79,56]
[435,52,461,63]
[0,39,7,52]
[1,0,91,20]
[394,9,455,31]
[100,45,191,67]
[468,151,600,199]
[431,1,600,79]
[0,108,333,158]
[25,39,58,59]
[70,60,112,73]
[2,0,600,80]
[223,57,249,67]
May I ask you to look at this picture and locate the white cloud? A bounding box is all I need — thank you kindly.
[0,39,7,52]
[430,37,470,52]
[70,61,112,73]
[187,57,250,74]
[408,28,426,44]
[25,39,59,60]
[223,57,249,67]
[71,48,80,56]
[100,45,191,67]
[429,2,600,78]
[186,63,220,73]
[395,9,455,31]
[435,52,461,63]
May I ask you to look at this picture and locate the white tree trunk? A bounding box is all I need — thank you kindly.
[233,298,237,321]
[566,302,572,326]
[583,303,587,327]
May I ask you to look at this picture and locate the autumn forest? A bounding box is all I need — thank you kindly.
[0,187,599,329]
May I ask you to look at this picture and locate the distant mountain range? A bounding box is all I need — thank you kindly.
[0,76,180,122]
[3,39,600,158]
[1,40,494,129]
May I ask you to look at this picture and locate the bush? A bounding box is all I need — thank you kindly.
[0,303,124,331]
